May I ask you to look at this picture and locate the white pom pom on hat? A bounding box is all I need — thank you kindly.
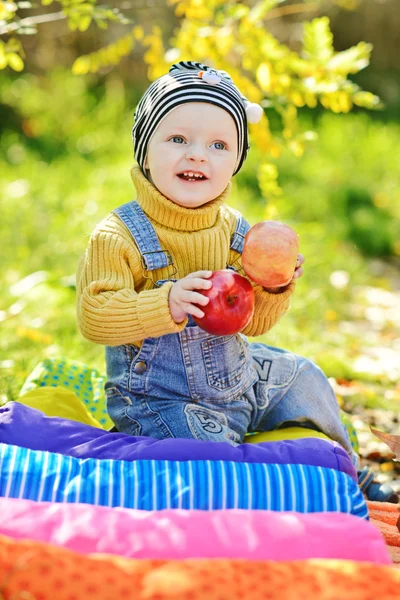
[244,101,263,124]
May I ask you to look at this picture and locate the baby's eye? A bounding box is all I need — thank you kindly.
[170,136,185,144]
[212,141,227,150]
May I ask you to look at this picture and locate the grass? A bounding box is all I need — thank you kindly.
[1,69,400,411]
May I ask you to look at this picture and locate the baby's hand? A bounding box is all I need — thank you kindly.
[264,254,305,293]
[292,253,305,281]
[169,270,213,323]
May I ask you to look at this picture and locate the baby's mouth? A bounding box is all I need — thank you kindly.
[177,171,208,182]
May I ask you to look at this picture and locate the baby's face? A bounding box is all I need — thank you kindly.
[144,103,238,208]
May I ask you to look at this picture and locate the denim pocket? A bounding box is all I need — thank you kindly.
[180,327,256,402]
[202,334,248,391]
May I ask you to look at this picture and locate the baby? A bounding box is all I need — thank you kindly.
[76,61,357,465]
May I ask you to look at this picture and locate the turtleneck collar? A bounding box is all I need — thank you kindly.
[130,165,231,232]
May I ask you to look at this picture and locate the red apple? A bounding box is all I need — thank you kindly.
[193,269,255,336]
[242,221,299,288]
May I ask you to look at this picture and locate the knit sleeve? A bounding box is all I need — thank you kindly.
[227,243,296,337]
[76,217,187,346]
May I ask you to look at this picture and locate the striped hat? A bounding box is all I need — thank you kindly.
[132,61,263,176]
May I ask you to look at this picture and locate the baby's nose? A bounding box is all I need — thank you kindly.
[186,144,207,162]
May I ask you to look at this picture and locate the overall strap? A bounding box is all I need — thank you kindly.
[230,213,251,254]
[113,201,173,271]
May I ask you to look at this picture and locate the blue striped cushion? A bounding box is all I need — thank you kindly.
[0,443,368,518]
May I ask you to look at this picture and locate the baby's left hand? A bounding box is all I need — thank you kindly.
[263,253,305,293]
[292,253,305,281]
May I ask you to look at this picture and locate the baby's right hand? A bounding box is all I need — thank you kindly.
[169,270,213,324]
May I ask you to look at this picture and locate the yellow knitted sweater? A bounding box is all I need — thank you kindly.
[76,165,295,346]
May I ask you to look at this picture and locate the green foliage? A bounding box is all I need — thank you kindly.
[0,36,24,70]
[58,0,131,32]
[0,0,383,207]
[72,28,139,75]
[247,0,283,23]
[335,187,399,257]
[0,0,130,39]
[269,111,400,259]
[303,16,333,63]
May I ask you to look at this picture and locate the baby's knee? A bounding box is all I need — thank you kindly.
[296,356,333,393]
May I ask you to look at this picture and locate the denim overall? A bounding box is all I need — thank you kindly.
[105,201,356,460]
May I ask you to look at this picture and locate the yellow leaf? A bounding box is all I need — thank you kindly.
[133,25,144,40]
[304,92,317,108]
[72,56,91,75]
[324,309,337,321]
[0,42,7,69]
[256,63,272,93]
[258,162,283,198]
[303,16,334,63]
[7,52,24,71]
[353,91,382,109]
[381,461,395,473]
[78,15,92,32]
[270,143,281,158]
[116,35,133,56]
[288,140,304,157]
[16,327,52,344]
[215,28,233,54]
[291,91,305,107]
[320,94,331,109]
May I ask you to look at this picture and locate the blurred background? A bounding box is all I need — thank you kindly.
[1,0,399,443]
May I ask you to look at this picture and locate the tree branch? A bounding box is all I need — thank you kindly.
[264,3,320,21]
[0,11,66,36]
[0,0,162,36]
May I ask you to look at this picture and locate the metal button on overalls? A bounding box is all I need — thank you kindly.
[134,361,147,374]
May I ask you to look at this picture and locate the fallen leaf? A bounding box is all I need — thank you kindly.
[381,461,395,473]
[370,428,400,460]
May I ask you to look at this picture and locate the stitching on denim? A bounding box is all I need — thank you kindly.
[180,330,201,401]
[106,385,133,405]
[143,399,175,438]
[143,336,160,396]
[114,201,170,270]
[201,335,248,390]
[122,407,142,435]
